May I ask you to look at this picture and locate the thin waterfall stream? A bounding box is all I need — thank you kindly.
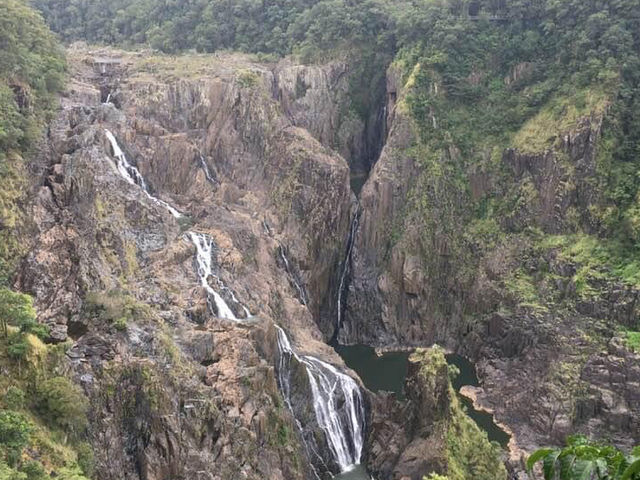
[104,130,251,322]
[335,208,360,339]
[278,244,308,306]
[199,154,217,185]
[188,232,251,321]
[105,129,182,218]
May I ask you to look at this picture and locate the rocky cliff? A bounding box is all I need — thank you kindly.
[340,60,640,462]
[15,45,372,480]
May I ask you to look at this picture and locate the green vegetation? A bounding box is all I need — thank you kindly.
[35,377,89,434]
[624,330,640,353]
[0,320,91,479]
[84,289,153,330]
[0,288,40,339]
[0,14,70,475]
[543,234,640,296]
[412,347,507,480]
[527,435,640,480]
[0,0,65,285]
[236,69,260,88]
[32,0,389,58]
[447,393,506,480]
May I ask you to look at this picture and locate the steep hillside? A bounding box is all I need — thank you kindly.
[342,0,640,459]
[5,0,640,479]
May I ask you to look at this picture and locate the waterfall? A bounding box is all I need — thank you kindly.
[104,92,112,104]
[275,325,365,473]
[278,245,308,306]
[103,132,254,321]
[336,210,360,335]
[104,130,182,218]
[188,232,250,321]
[262,218,272,236]
[199,155,217,184]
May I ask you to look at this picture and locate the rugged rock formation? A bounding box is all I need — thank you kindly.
[341,60,640,464]
[16,45,368,480]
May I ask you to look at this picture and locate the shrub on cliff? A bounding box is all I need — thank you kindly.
[35,377,89,435]
[0,289,36,339]
[0,410,32,467]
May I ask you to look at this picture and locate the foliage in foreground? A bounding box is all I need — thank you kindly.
[0,291,90,478]
[527,436,640,480]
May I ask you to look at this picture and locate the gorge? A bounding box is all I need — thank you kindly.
[2,1,640,479]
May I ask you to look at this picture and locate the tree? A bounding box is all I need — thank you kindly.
[36,377,89,435]
[0,289,36,339]
[0,411,32,467]
[527,436,640,480]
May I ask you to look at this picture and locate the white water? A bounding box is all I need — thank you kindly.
[278,245,308,305]
[336,213,359,332]
[275,326,365,473]
[103,132,255,321]
[104,130,182,218]
[199,155,216,184]
[188,232,250,321]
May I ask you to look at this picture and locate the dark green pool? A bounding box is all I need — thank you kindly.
[333,344,510,448]
[333,344,409,400]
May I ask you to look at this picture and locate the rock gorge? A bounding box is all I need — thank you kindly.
[8,38,640,480]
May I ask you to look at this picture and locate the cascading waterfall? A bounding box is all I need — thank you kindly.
[104,130,182,218]
[278,245,308,306]
[104,131,252,322]
[275,325,365,473]
[188,232,251,321]
[336,210,360,336]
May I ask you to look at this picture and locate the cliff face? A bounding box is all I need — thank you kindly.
[16,42,640,480]
[16,45,365,480]
[341,61,640,458]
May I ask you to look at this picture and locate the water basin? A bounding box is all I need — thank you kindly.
[333,464,371,480]
[445,354,510,447]
[333,344,510,448]
[333,344,409,400]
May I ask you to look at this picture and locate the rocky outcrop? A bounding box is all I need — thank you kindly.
[273,58,386,179]
[367,347,506,480]
[17,45,365,480]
